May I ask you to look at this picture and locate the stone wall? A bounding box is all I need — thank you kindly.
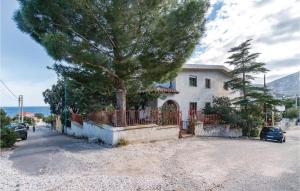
[67,121,179,145]
[194,121,242,138]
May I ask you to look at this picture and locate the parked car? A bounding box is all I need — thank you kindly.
[20,122,30,130]
[260,126,286,143]
[6,124,28,140]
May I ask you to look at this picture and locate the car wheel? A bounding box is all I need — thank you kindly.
[279,138,283,143]
[22,135,27,140]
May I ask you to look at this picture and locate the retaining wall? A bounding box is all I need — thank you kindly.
[194,121,242,138]
[67,121,179,145]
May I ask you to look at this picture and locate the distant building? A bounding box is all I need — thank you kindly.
[18,112,35,118]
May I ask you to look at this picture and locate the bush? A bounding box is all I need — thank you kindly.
[0,128,17,148]
[210,96,235,124]
[34,113,44,119]
[43,115,56,123]
[250,128,260,137]
[0,109,11,128]
[116,138,129,147]
[283,108,298,119]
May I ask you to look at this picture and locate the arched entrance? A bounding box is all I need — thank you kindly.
[161,100,179,112]
[161,100,180,126]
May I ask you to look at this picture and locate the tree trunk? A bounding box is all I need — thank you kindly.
[116,80,127,126]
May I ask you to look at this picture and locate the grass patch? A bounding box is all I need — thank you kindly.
[116,138,129,147]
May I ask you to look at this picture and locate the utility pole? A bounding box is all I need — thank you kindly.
[264,74,267,125]
[20,95,24,123]
[18,95,24,123]
[18,95,21,123]
[63,78,67,134]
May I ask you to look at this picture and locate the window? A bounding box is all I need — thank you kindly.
[189,102,197,112]
[189,76,197,87]
[205,78,211,89]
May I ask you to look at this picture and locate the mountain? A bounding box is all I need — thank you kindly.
[267,71,300,98]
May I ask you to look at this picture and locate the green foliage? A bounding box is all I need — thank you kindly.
[60,110,72,127]
[249,128,260,137]
[224,39,276,133]
[0,128,17,148]
[23,117,33,125]
[283,108,299,119]
[15,0,209,125]
[210,97,233,123]
[0,109,11,128]
[225,39,269,109]
[43,79,112,116]
[127,91,161,110]
[34,113,44,119]
[282,97,299,109]
[203,104,214,115]
[116,138,129,147]
[43,115,56,123]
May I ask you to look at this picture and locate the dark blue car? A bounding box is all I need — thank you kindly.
[6,123,28,140]
[260,126,286,143]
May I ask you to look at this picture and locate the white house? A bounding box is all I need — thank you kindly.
[152,64,238,121]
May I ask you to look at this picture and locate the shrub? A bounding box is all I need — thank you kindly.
[0,127,17,148]
[210,96,235,124]
[34,113,44,119]
[283,108,298,119]
[0,109,11,128]
[116,138,129,147]
[250,128,260,137]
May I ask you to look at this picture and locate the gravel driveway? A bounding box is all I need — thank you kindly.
[1,126,299,191]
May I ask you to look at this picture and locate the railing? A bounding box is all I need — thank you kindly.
[71,113,83,125]
[189,110,220,125]
[82,109,181,127]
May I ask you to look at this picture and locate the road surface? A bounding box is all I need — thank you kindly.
[1,126,299,191]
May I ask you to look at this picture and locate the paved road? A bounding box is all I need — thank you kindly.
[9,127,101,175]
[1,126,300,191]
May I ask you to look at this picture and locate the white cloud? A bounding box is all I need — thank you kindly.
[187,0,300,83]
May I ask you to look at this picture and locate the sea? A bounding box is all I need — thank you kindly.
[1,106,51,117]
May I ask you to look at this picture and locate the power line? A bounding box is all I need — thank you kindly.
[0,80,18,99]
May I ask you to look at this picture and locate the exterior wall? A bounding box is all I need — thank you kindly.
[158,70,239,120]
[68,121,179,145]
[194,122,242,138]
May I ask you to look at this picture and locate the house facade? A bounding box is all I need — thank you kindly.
[154,64,238,120]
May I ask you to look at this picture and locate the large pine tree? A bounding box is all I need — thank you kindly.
[225,39,270,134]
[225,39,269,110]
[15,0,208,126]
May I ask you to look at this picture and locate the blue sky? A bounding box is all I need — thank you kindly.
[1,0,57,106]
[1,0,299,106]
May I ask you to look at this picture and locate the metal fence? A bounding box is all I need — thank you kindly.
[189,110,221,125]
[71,109,220,127]
[71,109,181,127]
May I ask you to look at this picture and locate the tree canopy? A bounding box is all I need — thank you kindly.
[225,39,273,134]
[225,39,269,107]
[15,0,208,125]
[0,109,11,128]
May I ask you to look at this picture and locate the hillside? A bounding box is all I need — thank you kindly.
[267,71,300,98]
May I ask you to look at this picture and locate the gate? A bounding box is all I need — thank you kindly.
[179,111,196,138]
